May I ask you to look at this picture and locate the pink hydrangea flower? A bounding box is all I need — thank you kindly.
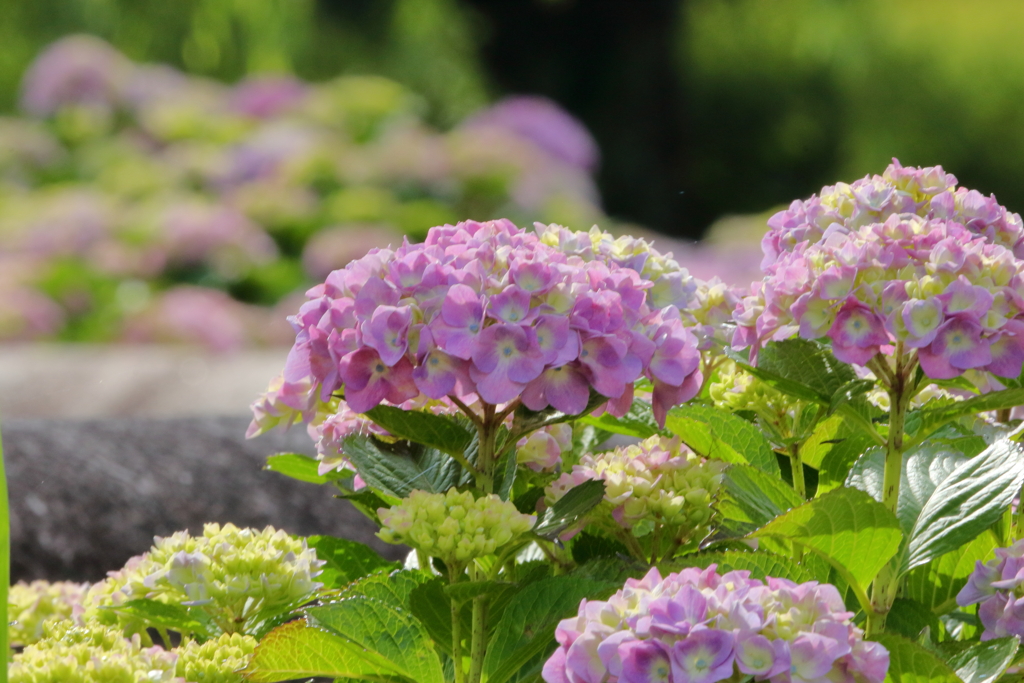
[735,204,1024,379]
[543,565,888,683]
[252,219,704,435]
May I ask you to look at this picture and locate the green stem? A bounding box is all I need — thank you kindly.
[449,566,465,683]
[867,346,913,636]
[478,405,498,495]
[1015,481,1024,542]
[789,443,806,499]
[467,565,487,683]
[1,418,7,673]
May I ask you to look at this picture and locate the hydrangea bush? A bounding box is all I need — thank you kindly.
[13,162,1024,683]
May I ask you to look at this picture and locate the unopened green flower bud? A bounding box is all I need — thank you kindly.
[175,632,257,683]
[377,489,535,567]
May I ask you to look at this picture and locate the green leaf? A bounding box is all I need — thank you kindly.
[904,438,1024,573]
[571,531,630,564]
[911,388,1024,443]
[817,436,875,495]
[494,443,517,501]
[343,435,465,498]
[873,633,962,683]
[337,487,398,526]
[667,550,815,583]
[340,569,432,611]
[100,599,211,639]
[241,619,405,682]
[306,596,445,683]
[665,404,780,475]
[578,399,664,439]
[308,535,402,590]
[884,598,940,641]
[533,479,606,540]
[483,576,618,683]
[829,378,876,416]
[801,415,866,470]
[734,339,856,403]
[753,487,902,596]
[845,444,966,537]
[265,452,348,485]
[408,578,465,658]
[363,405,474,457]
[945,638,1019,683]
[904,530,998,613]
[719,464,804,531]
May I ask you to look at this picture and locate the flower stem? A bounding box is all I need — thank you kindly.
[0,418,7,674]
[867,346,913,635]
[449,566,465,683]
[789,443,806,499]
[467,565,487,683]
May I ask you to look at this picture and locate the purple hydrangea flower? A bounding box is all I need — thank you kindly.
[958,540,1024,641]
[543,566,888,683]
[253,219,704,434]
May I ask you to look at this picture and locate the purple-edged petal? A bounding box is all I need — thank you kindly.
[938,276,994,318]
[522,363,591,415]
[986,319,1024,378]
[900,299,944,347]
[788,632,843,683]
[578,334,640,398]
[361,305,413,366]
[651,372,701,427]
[535,314,580,366]
[670,629,735,683]
[735,634,789,679]
[919,315,991,377]
[413,347,471,398]
[490,285,535,324]
[339,348,417,413]
[620,638,673,683]
[470,323,545,404]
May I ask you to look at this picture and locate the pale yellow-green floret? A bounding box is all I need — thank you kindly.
[86,523,323,635]
[9,621,178,683]
[377,489,535,567]
[9,580,89,648]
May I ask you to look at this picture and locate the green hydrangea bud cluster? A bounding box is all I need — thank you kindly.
[709,359,798,416]
[9,580,89,648]
[9,621,179,683]
[377,489,536,567]
[174,633,256,683]
[546,435,727,533]
[88,523,324,634]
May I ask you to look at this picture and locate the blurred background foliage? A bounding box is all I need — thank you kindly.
[6,0,1024,238]
[3,0,1024,346]
[0,0,488,126]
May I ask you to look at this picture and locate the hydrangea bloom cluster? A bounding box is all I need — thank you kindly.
[760,159,1024,272]
[174,633,257,683]
[542,565,889,683]
[9,580,89,647]
[252,218,703,432]
[377,489,536,567]
[957,539,1024,641]
[536,224,740,351]
[89,523,324,634]
[546,436,726,534]
[9,621,179,683]
[734,212,1024,377]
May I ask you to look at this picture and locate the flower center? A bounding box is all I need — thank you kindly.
[469,323,479,333]
[375,363,385,373]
